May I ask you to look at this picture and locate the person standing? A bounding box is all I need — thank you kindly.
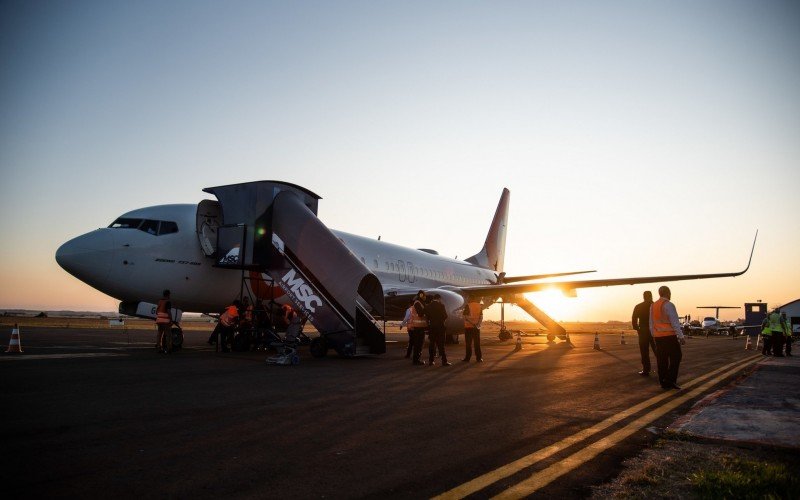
[462,299,483,362]
[408,291,428,365]
[768,309,785,357]
[649,286,685,390]
[425,294,450,366]
[782,312,792,356]
[155,289,173,353]
[400,301,414,358]
[631,291,657,376]
[760,317,772,356]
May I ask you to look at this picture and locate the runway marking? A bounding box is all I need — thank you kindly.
[0,353,129,360]
[434,355,761,500]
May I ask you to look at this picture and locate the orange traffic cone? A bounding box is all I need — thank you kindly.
[593,332,600,350]
[5,324,23,353]
[620,331,626,345]
[744,334,752,350]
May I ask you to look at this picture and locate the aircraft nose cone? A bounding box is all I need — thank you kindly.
[56,230,114,283]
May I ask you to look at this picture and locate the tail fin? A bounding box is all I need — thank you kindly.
[465,188,509,272]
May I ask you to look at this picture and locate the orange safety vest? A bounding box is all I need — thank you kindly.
[155,299,171,324]
[220,305,239,327]
[651,298,676,337]
[409,301,428,329]
[464,302,482,329]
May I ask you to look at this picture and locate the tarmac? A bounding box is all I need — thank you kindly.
[1,327,797,498]
[670,350,800,449]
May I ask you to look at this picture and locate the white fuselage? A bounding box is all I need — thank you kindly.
[56,203,497,317]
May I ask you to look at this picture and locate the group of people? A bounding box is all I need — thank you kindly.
[760,310,792,357]
[400,290,484,366]
[207,297,299,352]
[631,286,685,390]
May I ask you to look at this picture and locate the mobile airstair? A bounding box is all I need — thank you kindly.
[203,181,386,357]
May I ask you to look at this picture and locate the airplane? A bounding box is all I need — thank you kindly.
[684,306,742,336]
[55,180,757,357]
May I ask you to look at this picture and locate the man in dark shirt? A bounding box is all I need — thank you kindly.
[632,291,657,376]
[425,294,450,366]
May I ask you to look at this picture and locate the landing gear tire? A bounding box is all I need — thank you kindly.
[546,333,555,342]
[310,337,328,358]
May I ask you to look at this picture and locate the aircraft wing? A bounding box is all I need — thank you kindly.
[498,270,596,284]
[459,232,757,298]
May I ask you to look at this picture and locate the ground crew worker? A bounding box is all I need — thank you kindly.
[761,317,773,356]
[462,299,483,362]
[425,294,450,366]
[782,312,792,356]
[631,291,657,376]
[217,299,241,352]
[408,291,428,365]
[400,301,413,358]
[649,286,685,390]
[768,309,785,357]
[155,289,173,353]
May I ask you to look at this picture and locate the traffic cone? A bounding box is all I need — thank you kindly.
[514,332,522,352]
[593,332,600,350]
[745,334,752,350]
[5,324,23,353]
[620,331,626,345]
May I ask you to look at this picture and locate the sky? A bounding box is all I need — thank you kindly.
[1,0,798,322]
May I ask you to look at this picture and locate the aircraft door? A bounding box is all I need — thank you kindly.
[196,200,221,258]
[397,260,406,282]
[407,261,416,283]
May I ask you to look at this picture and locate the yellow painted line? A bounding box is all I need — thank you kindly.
[493,355,762,499]
[0,353,128,360]
[433,355,760,500]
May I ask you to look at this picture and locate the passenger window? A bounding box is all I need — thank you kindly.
[139,219,159,235]
[158,221,179,235]
[109,218,142,229]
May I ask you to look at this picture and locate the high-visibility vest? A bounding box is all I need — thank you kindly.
[768,313,783,332]
[220,305,239,327]
[155,299,171,324]
[651,298,676,337]
[464,302,482,329]
[409,301,428,329]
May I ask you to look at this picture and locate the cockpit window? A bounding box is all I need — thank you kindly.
[158,221,178,235]
[109,218,143,229]
[108,217,179,236]
[140,219,159,235]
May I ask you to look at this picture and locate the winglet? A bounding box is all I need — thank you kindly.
[739,230,758,276]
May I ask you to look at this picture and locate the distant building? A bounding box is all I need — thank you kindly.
[776,299,800,335]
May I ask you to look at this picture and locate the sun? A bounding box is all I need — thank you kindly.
[523,289,578,323]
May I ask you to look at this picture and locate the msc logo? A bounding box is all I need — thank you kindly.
[282,269,323,312]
